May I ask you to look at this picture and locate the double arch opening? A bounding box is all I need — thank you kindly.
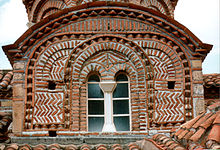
[87,72,131,132]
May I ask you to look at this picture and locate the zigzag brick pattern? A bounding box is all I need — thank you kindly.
[49,57,68,80]
[149,56,169,79]
[155,91,184,123]
[34,92,64,124]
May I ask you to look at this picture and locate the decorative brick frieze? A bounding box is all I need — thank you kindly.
[57,18,159,33]
[3,5,210,62]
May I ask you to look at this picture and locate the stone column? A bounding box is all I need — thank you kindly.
[191,60,205,117]
[12,61,26,134]
[99,82,117,132]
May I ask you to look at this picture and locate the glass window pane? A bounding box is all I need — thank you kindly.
[114,116,130,131]
[88,100,104,115]
[88,84,104,98]
[113,100,129,114]
[88,74,100,82]
[88,117,104,132]
[116,74,128,81]
[113,83,128,98]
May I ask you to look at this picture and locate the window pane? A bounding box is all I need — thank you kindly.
[88,84,104,98]
[114,116,130,131]
[88,74,100,82]
[88,100,104,115]
[113,100,129,114]
[113,83,128,98]
[88,117,104,132]
[116,74,128,81]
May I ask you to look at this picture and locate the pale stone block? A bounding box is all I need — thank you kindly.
[1,101,12,107]
[13,84,25,97]
[12,101,24,133]
[192,71,203,81]
[193,98,205,117]
[13,73,24,80]
[13,62,25,70]
[193,84,204,96]
[191,60,202,68]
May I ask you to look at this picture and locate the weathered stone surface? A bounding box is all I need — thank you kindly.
[12,101,24,133]
[191,60,202,68]
[13,84,25,98]
[193,84,204,96]
[13,73,24,80]
[192,71,203,81]
[13,62,25,70]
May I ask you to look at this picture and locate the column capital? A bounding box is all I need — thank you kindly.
[99,81,116,93]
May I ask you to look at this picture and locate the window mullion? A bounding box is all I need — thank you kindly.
[99,82,117,132]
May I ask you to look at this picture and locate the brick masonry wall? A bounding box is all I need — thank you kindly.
[3,4,210,135]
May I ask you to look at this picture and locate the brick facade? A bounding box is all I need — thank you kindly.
[2,0,213,136]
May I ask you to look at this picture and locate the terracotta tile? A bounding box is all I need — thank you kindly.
[152,134,160,140]
[65,145,77,150]
[174,146,186,150]
[33,144,47,150]
[158,135,167,142]
[208,124,220,143]
[213,111,220,124]
[181,112,205,129]
[174,129,185,137]
[208,101,220,110]
[194,147,204,150]
[19,144,32,150]
[177,129,189,140]
[6,144,19,150]
[200,113,217,129]
[165,140,176,147]
[203,74,220,88]
[189,127,206,142]
[192,112,213,129]
[168,143,179,149]
[184,131,194,140]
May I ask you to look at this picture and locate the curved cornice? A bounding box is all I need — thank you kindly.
[3,2,212,65]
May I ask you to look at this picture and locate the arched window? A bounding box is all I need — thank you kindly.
[87,74,104,132]
[87,73,130,132]
[113,73,130,131]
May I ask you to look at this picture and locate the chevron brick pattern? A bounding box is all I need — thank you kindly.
[155,91,184,123]
[34,92,64,124]
[150,56,168,79]
[49,57,68,80]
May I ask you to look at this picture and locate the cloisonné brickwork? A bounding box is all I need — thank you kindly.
[3,1,212,136]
